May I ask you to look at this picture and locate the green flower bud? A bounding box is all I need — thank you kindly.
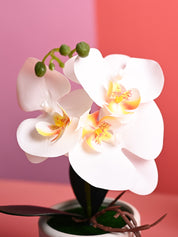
[76,41,90,57]
[34,61,46,77]
[49,62,55,71]
[59,44,71,56]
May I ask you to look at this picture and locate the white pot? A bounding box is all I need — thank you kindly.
[39,198,140,237]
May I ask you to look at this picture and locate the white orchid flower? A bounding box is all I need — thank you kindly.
[64,49,164,195]
[16,58,93,164]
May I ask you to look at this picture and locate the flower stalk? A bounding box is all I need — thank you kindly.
[34,41,90,77]
[84,181,92,218]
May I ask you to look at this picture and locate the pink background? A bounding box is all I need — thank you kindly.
[0,0,96,183]
[1,0,178,195]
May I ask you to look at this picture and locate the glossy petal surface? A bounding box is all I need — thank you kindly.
[63,56,79,83]
[17,57,71,112]
[69,143,136,191]
[17,116,81,158]
[71,49,164,105]
[25,153,48,164]
[73,49,108,107]
[69,143,158,194]
[122,149,158,195]
[120,101,164,160]
[58,89,93,118]
[121,57,164,102]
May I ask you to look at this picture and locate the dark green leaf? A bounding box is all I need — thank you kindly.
[69,165,108,217]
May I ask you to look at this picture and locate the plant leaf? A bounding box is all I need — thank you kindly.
[69,165,108,217]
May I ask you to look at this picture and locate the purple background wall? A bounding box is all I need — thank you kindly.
[0,0,96,183]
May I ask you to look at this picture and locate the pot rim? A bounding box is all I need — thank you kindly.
[39,198,140,237]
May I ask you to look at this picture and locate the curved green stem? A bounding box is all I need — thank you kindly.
[49,58,54,64]
[42,48,65,68]
[42,48,59,63]
[84,181,92,218]
[68,48,76,58]
[52,54,64,67]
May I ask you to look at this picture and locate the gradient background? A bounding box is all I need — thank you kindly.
[0,0,177,195]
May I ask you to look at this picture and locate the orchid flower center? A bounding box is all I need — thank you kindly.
[82,111,113,152]
[106,81,141,114]
[94,121,111,143]
[36,108,70,142]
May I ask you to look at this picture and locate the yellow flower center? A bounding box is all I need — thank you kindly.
[94,121,111,144]
[82,111,113,151]
[106,81,141,114]
[36,108,70,142]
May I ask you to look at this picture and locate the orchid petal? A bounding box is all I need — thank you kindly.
[45,65,71,100]
[104,54,130,78]
[122,149,158,195]
[99,106,134,125]
[25,153,48,164]
[36,121,58,137]
[17,57,71,112]
[74,48,108,107]
[63,55,79,83]
[121,58,164,102]
[120,101,164,160]
[58,89,93,118]
[17,116,82,158]
[69,143,136,191]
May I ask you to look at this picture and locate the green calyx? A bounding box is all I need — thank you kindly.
[34,41,90,77]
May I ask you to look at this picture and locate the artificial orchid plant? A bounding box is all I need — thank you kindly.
[16,42,164,235]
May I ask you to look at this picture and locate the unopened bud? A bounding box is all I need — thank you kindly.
[34,61,46,77]
[76,41,90,57]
